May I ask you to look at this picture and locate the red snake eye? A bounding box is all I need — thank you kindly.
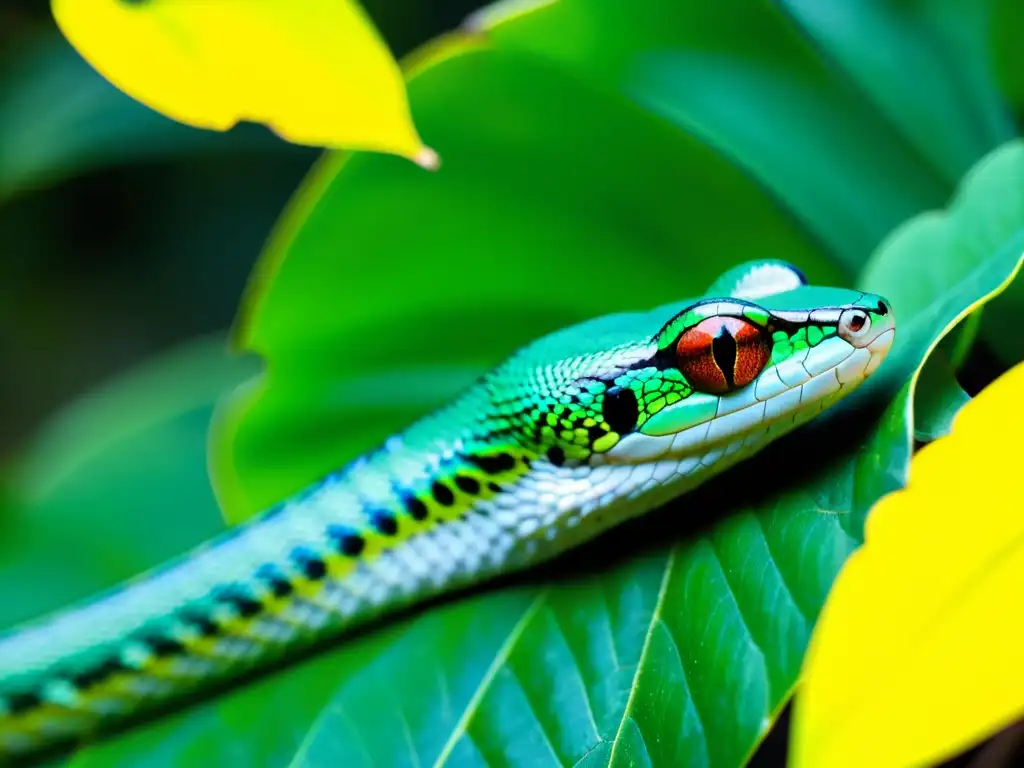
[676,317,771,394]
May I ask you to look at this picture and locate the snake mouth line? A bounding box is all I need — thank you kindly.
[597,328,894,466]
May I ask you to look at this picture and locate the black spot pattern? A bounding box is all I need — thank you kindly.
[215,589,264,617]
[256,564,294,598]
[455,475,481,495]
[328,525,366,556]
[603,386,639,434]
[72,658,128,690]
[145,635,186,657]
[547,446,566,466]
[403,494,429,521]
[371,510,399,536]
[432,481,455,506]
[465,452,517,474]
[181,609,220,637]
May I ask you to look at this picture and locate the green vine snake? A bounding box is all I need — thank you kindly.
[0,260,895,760]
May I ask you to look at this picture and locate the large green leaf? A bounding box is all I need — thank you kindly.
[70,119,1024,768]
[480,0,959,273]
[214,35,843,519]
[779,0,1013,183]
[991,0,1024,117]
[0,336,251,631]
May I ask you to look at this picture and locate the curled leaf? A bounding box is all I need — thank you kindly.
[50,0,438,167]
[792,360,1024,768]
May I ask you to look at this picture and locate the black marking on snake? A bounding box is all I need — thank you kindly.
[371,510,399,536]
[432,481,455,506]
[145,635,186,657]
[403,494,429,521]
[302,557,328,580]
[215,588,264,616]
[455,475,481,495]
[547,446,566,466]
[603,386,639,434]
[328,525,366,556]
[712,328,737,388]
[72,657,128,690]
[256,564,294,598]
[487,481,502,494]
[181,609,221,636]
[289,546,327,580]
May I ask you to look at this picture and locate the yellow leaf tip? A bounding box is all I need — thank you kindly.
[414,146,441,171]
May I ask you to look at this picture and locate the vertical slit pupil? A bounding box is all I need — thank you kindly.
[711,330,737,388]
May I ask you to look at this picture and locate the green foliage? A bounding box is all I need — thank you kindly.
[0,337,252,629]
[4,1,1024,766]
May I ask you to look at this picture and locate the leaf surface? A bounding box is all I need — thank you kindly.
[51,0,435,165]
[791,361,1024,768]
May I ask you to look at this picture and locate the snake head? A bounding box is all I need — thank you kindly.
[494,286,894,470]
[596,287,895,467]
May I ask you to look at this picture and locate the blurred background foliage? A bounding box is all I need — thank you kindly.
[0,0,478,620]
[2,0,1024,765]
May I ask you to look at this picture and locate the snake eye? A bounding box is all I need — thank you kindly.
[676,316,771,394]
[838,308,872,343]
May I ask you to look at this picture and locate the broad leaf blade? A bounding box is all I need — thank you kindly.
[780,0,1013,184]
[213,39,842,519]
[792,362,1024,768]
[481,0,954,273]
[51,0,434,164]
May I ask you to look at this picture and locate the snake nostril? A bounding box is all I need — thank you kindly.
[875,299,889,316]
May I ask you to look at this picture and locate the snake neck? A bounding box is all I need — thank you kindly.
[0,391,561,756]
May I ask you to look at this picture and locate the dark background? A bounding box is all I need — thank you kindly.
[0,0,480,456]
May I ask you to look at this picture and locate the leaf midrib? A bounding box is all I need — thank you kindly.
[432,589,550,767]
[606,548,679,766]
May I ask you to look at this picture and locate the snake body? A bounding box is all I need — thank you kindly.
[0,261,895,759]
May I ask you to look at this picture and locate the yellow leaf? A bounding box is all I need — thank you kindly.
[791,362,1024,768]
[50,0,438,168]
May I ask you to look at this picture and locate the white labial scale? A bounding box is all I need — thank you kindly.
[716,381,759,415]
[837,347,871,383]
[723,440,744,460]
[764,384,803,423]
[670,420,712,455]
[607,432,671,462]
[801,365,842,402]
[755,365,788,401]
[866,330,894,375]
[706,400,768,444]
[774,348,812,387]
[803,338,853,376]
[700,445,726,469]
[652,459,679,484]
